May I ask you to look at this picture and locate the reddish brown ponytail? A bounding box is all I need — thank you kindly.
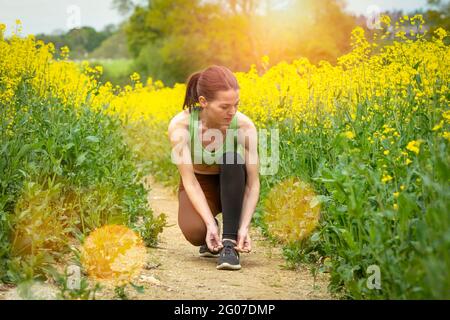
[182,65,240,112]
[183,72,202,111]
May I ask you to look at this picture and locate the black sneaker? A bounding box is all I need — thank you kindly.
[199,244,220,257]
[216,240,241,270]
[199,218,220,257]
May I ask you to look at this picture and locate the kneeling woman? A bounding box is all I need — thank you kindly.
[168,65,260,270]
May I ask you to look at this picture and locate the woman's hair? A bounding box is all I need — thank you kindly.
[182,65,240,111]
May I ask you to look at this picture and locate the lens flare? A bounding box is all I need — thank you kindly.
[81,225,147,285]
[263,177,320,244]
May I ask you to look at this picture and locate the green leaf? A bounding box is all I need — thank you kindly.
[310,232,320,242]
[75,152,88,166]
[130,282,145,294]
[86,136,100,143]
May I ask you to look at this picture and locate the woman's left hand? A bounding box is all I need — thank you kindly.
[235,227,252,253]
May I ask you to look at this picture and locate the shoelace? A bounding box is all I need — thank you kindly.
[223,243,235,256]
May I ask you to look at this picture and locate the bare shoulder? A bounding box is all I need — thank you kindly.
[168,109,191,147]
[236,111,257,131]
[168,109,190,131]
[235,111,257,150]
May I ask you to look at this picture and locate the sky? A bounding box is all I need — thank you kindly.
[0,0,125,35]
[344,0,430,16]
[0,0,432,36]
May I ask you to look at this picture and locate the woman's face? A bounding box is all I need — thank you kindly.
[199,89,240,128]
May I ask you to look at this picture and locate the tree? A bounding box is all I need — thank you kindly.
[125,0,260,85]
[112,0,144,15]
[424,0,450,35]
[35,26,116,59]
[124,0,359,84]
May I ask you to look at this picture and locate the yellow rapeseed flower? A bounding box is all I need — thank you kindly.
[130,72,141,82]
[443,111,450,122]
[382,174,393,183]
[443,132,450,142]
[380,15,392,27]
[432,120,444,131]
[60,45,70,59]
[94,65,103,74]
[406,140,423,154]
[344,131,355,139]
[434,28,448,40]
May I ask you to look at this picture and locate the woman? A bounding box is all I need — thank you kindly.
[167,65,260,271]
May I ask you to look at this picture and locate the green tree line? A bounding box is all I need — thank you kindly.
[34,0,449,86]
[35,25,120,60]
[122,0,356,86]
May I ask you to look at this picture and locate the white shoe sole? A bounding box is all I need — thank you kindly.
[199,252,219,258]
[216,262,242,270]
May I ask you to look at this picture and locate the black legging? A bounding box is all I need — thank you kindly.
[177,151,247,246]
[219,152,246,241]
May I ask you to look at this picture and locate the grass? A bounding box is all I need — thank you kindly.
[0,80,165,285]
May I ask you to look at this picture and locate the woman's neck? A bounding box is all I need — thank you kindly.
[198,108,224,131]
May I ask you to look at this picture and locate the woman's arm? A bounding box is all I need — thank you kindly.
[167,118,217,229]
[238,121,260,231]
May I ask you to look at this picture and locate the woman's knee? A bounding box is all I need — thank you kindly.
[180,227,206,246]
[178,217,206,246]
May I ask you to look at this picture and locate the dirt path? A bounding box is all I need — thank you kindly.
[130,175,331,300]
[0,175,331,300]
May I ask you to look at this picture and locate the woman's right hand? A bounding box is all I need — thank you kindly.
[206,223,223,253]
